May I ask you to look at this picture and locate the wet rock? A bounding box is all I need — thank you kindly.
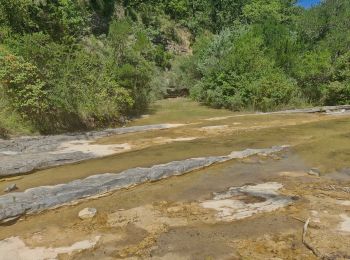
[0,124,185,177]
[0,145,288,223]
[4,184,18,193]
[279,105,350,114]
[201,182,293,221]
[308,168,320,177]
[79,208,97,220]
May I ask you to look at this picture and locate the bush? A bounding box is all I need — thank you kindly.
[322,81,350,105]
[187,26,300,111]
[0,18,159,133]
[0,54,49,122]
[293,49,333,103]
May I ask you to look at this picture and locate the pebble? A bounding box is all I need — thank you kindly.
[4,184,18,193]
[308,168,320,177]
[78,208,97,220]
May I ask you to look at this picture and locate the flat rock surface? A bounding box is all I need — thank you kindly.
[201,182,293,221]
[0,146,287,223]
[0,124,183,177]
[0,236,100,260]
[277,105,350,114]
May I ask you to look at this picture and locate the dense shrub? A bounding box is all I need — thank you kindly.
[0,17,158,133]
[175,0,350,110]
[0,54,49,122]
[322,81,350,105]
[188,27,301,111]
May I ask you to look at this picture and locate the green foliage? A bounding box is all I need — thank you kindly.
[243,0,285,23]
[50,41,135,130]
[322,81,350,105]
[0,54,49,121]
[334,51,350,81]
[298,0,350,56]
[0,0,90,41]
[188,27,301,111]
[0,88,34,137]
[176,0,350,111]
[0,3,160,133]
[165,0,188,20]
[293,49,333,102]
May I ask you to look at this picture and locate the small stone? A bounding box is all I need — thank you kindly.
[4,184,18,193]
[78,208,97,220]
[308,168,320,177]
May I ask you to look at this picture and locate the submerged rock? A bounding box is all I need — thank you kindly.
[4,184,18,193]
[79,208,97,220]
[0,145,288,223]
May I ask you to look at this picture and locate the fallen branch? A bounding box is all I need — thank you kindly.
[302,218,310,242]
[302,217,322,258]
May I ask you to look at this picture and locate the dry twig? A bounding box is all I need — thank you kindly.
[302,217,322,258]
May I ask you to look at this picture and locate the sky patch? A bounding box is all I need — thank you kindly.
[298,0,321,8]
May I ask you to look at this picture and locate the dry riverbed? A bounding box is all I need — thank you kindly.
[0,98,349,259]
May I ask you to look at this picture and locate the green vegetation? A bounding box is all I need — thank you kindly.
[175,0,350,111]
[0,0,349,135]
[0,0,175,134]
